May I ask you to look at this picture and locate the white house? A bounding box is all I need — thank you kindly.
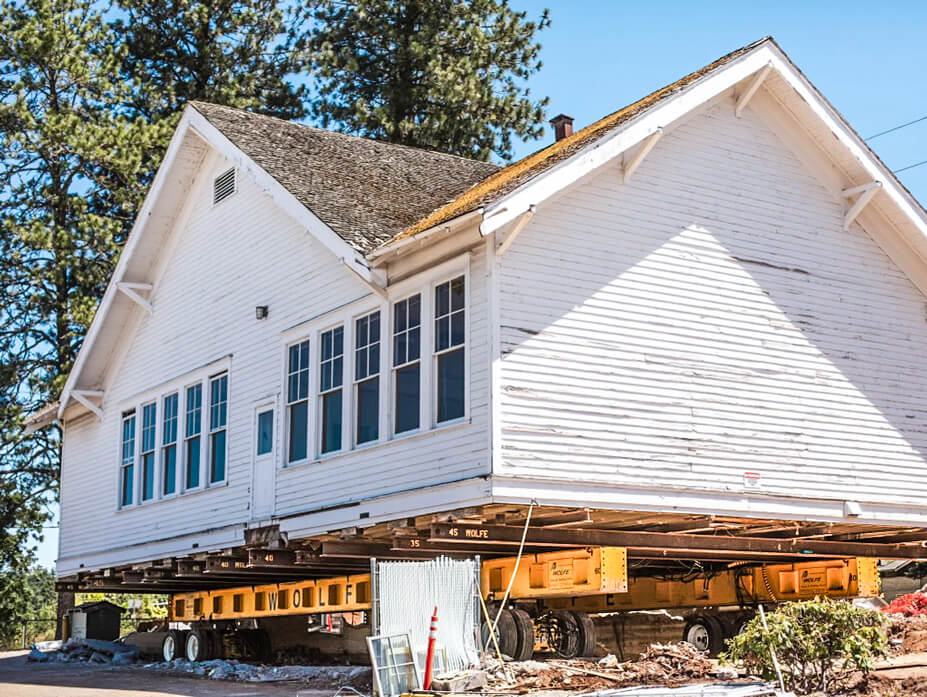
[42,37,927,589]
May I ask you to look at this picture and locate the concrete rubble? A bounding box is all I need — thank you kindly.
[25,636,371,686]
[141,658,371,685]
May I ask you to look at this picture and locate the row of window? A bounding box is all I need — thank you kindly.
[116,273,467,507]
[285,274,466,463]
[120,373,228,507]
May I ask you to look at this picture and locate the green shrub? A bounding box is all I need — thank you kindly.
[721,597,888,695]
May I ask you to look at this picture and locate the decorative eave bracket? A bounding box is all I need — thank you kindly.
[116,282,154,315]
[735,64,773,117]
[842,181,882,230]
[496,205,536,257]
[71,389,104,420]
[622,128,663,183]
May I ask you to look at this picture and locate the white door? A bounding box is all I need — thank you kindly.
[251,402,276,519]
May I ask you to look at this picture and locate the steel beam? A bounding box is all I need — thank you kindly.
[428,523,927,560]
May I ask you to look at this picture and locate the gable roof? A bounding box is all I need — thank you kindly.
[190,102,499,253]
[389,38,770,245]
[372,37,927,287]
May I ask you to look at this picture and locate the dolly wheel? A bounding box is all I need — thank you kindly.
[682,614,724,656]
[482,608,519,660]
[185,628,214,661]
[510,608,535,661]
[549,610,581,658]
[570,611,597,657]
[162,629,187,661]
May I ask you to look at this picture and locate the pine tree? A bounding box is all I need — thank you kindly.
[114,0,308,122]
[304,0,550,161]
[0,0,161,570]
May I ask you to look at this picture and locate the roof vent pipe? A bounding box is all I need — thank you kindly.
[550,114,574,142]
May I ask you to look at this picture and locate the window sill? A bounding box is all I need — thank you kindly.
[282,417,473,471]
[115,479,229,512]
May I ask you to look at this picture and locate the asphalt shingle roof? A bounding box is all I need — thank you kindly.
[191,102,500,253]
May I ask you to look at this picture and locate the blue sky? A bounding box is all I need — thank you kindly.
[507,0,927,201]
[32,1,927,569]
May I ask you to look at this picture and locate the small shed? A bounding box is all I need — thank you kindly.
[67,600,124,640]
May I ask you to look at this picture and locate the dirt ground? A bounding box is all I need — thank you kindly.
[0,650,337,697]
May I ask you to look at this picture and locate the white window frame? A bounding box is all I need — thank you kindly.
[182,380,205,493]
[118,410,136,509]
[276,252,470,466]
[389,289,425,438]
[114,357,230,512]
[161,391,180,498]
[431,272,470,428]
[207,371,230,486]
[138,400,158,503]
[284,338,312,466]
[317,323,346,457]
[352,308,383,448]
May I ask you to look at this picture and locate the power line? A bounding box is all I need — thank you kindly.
[894,159,927,174]
[866,114,927,141]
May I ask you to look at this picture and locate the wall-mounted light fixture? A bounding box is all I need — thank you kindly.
[255,305,269,320]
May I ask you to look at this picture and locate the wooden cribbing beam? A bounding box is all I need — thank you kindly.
[429,523,927,560]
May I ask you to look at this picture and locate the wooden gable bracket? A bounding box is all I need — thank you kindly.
[71,389,104,419]
[842,181,882,230]
[116,282,153,315]
[622,128,663,183]
[735,64,773,117]
[496,205,536,257]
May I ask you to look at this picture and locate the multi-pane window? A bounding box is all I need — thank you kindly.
[319,326,344,454]
[162,393,179,495]
[120,412,136,506]
[140,402,157,501]
[392,294,421,434]
[209,373,228,483]
[354,311,380,444]
[287,340,310,462]
[185,384,202,489]
[435,276,466,423]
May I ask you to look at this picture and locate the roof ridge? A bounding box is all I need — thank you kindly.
[188,101,501,169]
[383,36,776,246]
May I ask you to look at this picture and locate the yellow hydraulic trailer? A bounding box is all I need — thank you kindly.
[165,549,881,661]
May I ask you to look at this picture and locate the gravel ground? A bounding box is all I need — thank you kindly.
[0,650,348,697]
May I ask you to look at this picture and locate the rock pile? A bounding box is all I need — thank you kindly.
[143,658,371,686]
[28,637,139,665]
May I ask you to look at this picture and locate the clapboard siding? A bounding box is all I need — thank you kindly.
[496,100,927,506]
[58,155,489,570]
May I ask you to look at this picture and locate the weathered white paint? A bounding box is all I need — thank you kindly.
[494,98,927,521]
[57,152,491,575]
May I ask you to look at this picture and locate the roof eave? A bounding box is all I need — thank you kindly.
[368,207,485,266]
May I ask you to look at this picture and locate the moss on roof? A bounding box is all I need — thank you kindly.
[384,37,774,248]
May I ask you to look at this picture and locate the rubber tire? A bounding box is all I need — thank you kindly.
[162,629,187,661]
[482,609,518,660]
[549,610,581,658]
[185,628,213,661]
[682,614,725,656]
[570,611,597,657]
[510,608,535,662]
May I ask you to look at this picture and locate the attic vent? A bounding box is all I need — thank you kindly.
[213,167,236,204]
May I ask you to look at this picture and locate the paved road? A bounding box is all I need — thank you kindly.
[0,651,336,697]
